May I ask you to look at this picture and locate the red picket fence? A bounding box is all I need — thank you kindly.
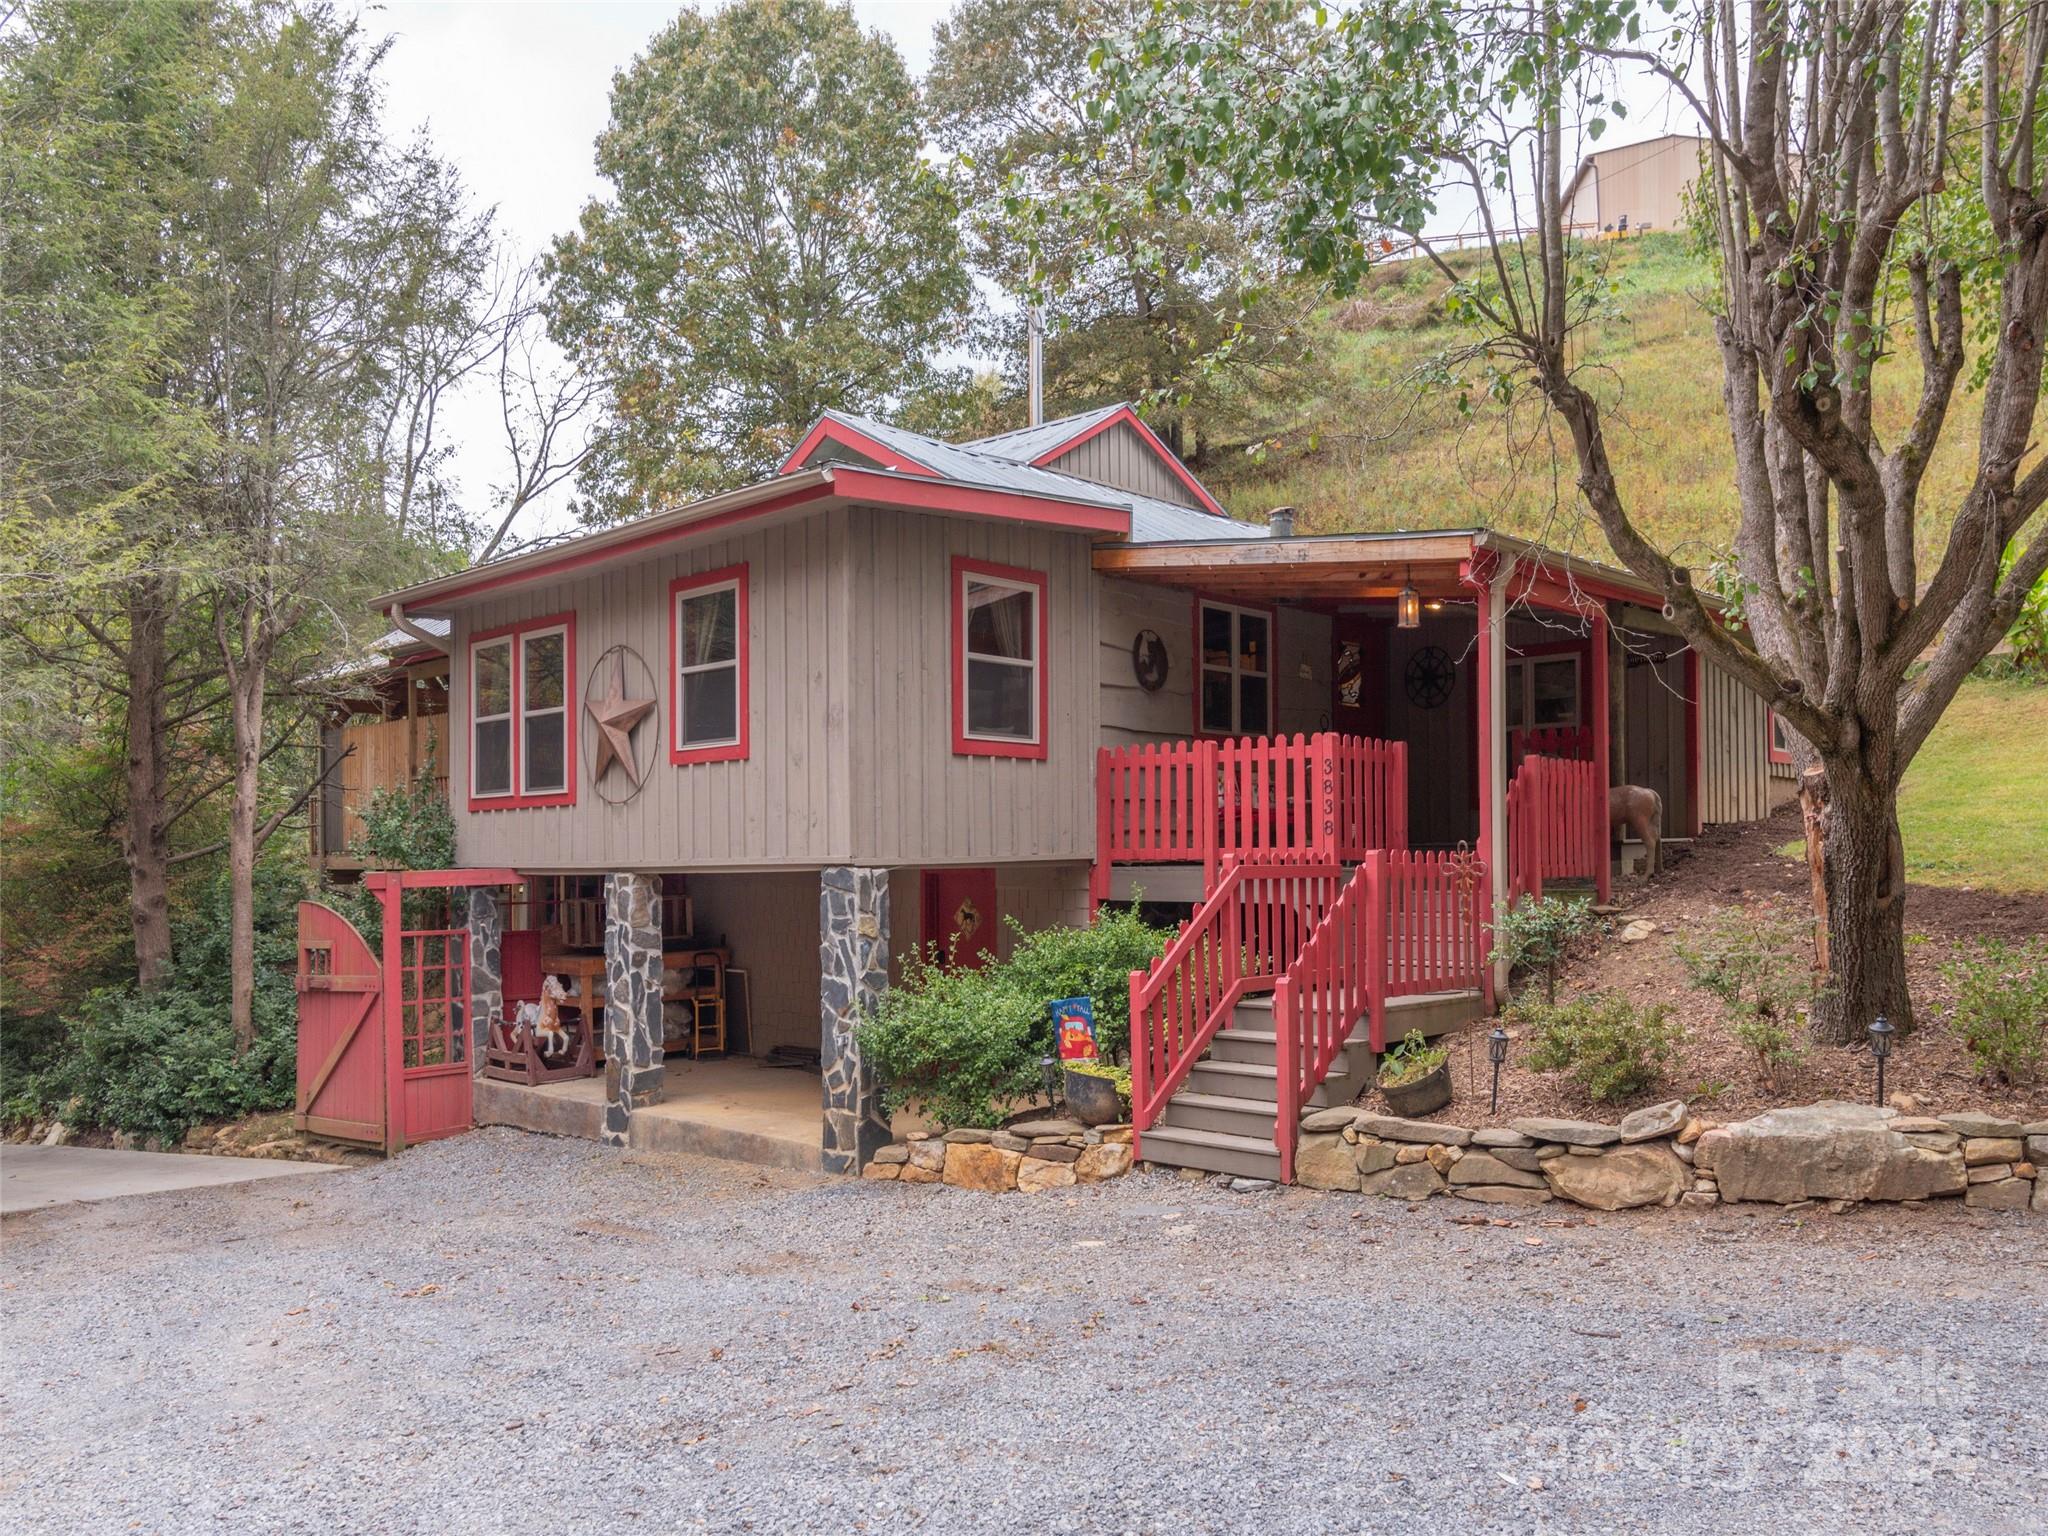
[1506,753,1605,905]
[1510,724,1592,771]
[1270,849,1488,1181]
[1126,858,1345,1152]
[1096,732,1406,899]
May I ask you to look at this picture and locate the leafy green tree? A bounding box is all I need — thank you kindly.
[1093,0,2048,1040]
[548,0,971,517]
[928,0,1326,460]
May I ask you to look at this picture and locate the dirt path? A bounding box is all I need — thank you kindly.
[2,1130,2041,1534]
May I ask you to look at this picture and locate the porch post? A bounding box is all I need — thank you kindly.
[1477,560,1511,1007]
[820,866,891,1173]
[602,872,666,1148]
[465,887,504,1070]
[1591,606,1613,904]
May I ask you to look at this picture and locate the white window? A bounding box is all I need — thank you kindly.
[674,580,741,752]
[1199,600,1271,736]
[519,625,568,794]
[1506,653,1580,730]
[961,569,1041,744]
[471,636,514,798]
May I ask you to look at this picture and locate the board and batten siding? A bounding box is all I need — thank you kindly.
[449,510,855,872]
[1044,421,1201,508]
[449,503,1103,873]
[841,506,1099,867]
[1697,655,1774,825]
[1096,575,1331,747]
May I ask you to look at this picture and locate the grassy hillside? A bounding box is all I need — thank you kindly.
[1894,679,2048,891]
[1200,233,1992,573]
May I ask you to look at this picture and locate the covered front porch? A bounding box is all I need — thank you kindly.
[1091,528,1703,919]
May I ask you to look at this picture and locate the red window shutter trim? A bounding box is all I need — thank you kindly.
[466,611,577,812]
[951,555,1050,761]
[668,563,752,765]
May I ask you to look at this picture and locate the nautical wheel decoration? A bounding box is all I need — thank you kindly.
[1131,628,1169,693]
[583,643,659,804]
[1403,644,1457,709]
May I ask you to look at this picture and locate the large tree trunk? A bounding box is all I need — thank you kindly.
[121,580,175,988]
[1809,752,1912,1043]
[226,645,265,1053]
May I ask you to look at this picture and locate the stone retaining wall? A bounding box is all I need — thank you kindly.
[1290,1100,2046,1215]
[862,1117,1135,1193]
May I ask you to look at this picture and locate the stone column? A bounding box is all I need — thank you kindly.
[602,872,665,1147]
[819,866,891,1173]
[465,886,504,1071]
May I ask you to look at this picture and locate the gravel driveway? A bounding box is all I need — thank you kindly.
[2,1128,2042,1534]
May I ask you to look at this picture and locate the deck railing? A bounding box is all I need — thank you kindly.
[1096,732,1407,899]
[1505,753,1605,905]
[1126,858,1345,1156]
[1270,850,1488,1181]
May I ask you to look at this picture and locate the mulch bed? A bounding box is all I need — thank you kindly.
[1422,803,2048,1129]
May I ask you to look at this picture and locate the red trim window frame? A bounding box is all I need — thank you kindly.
[466,612,577,811]
[1768,709,1796,765]
[951,556,1050,760]
[1502,643,1584,732]
[1193,594,1278,739]
[668,564,751,765]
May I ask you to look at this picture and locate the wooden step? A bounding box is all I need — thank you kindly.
[1155,1089,1278,1138]
[1137,1123,1282,1180]
[1183,1057,1351,1107]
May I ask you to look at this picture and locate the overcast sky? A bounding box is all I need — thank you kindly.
[365,1,1701,544]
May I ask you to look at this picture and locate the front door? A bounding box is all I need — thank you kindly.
[922,868,998,969]
[1331,614,1385,738]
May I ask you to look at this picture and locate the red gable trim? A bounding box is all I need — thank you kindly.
[1027,405,1230,520]
[779,417,940,478]
[828,467,1131,535]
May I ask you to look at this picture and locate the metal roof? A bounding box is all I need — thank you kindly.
[963,403,1125,463]
[813,409,1263,545]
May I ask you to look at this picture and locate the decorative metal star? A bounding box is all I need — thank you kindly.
[586,651,655,787]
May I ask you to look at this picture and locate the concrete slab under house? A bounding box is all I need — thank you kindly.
[299,400,1794,1183]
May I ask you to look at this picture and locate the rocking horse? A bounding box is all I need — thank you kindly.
[483,930,597,1085]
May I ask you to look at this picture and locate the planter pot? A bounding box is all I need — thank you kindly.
[1380,1061,1451,1117]
[1062,1068,1124,1127]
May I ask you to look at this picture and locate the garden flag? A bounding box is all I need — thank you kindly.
[1052,996,1098,1061]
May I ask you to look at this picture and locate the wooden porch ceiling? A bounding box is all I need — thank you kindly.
[1092,533,1479,600]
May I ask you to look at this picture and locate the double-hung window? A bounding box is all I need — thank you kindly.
[468,614,575,809]
[1505,653,1580,731]
[952,557,1047,759]
[1197,599,1272,737]
[670,565,749,763]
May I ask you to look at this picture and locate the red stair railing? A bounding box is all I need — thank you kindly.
[1271,849,1490,1182]
[1126,858,1344,1162]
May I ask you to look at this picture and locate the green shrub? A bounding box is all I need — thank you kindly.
[1944,937,2048,1086]
[1490,895,1601,1003]
[1378,1028,1448,1088]
[856,904,1175,1128]
[1518,992,1683,1103]
[5,866,302,1142]
[1674,904,1815,1084]
[327,761,458,937]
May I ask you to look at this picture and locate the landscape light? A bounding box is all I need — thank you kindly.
[1040,1055,1060,1110]
[1396,565,1422,629]
[1487,1025,1509,1114]
[1867,1015,1894,1106]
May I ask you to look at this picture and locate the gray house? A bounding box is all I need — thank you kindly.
[367,403,1783,1181]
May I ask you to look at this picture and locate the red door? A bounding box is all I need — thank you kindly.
[295,902,386,1147]
[387,921,474,1148]
[922,868,998,969]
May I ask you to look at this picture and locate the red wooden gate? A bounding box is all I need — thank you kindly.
[294,869,520,1153]
[295,902,386,1146]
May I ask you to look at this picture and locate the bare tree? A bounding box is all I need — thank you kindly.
[479,257,601,561]
[1099,0,2048,1039]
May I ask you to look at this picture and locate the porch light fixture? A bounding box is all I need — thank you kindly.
[1867,1015,1894,1106]
[1396,566,1422,629]
[1487,1026,1510,1114]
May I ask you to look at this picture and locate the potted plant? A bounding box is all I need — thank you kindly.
[1377,1029,1452,1116]
[1062,1059,1130,1126]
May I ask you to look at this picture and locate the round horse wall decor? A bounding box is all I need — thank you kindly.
[1403,644,1457,709]
[1131,629,1169,692]
[584,643,659,803]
